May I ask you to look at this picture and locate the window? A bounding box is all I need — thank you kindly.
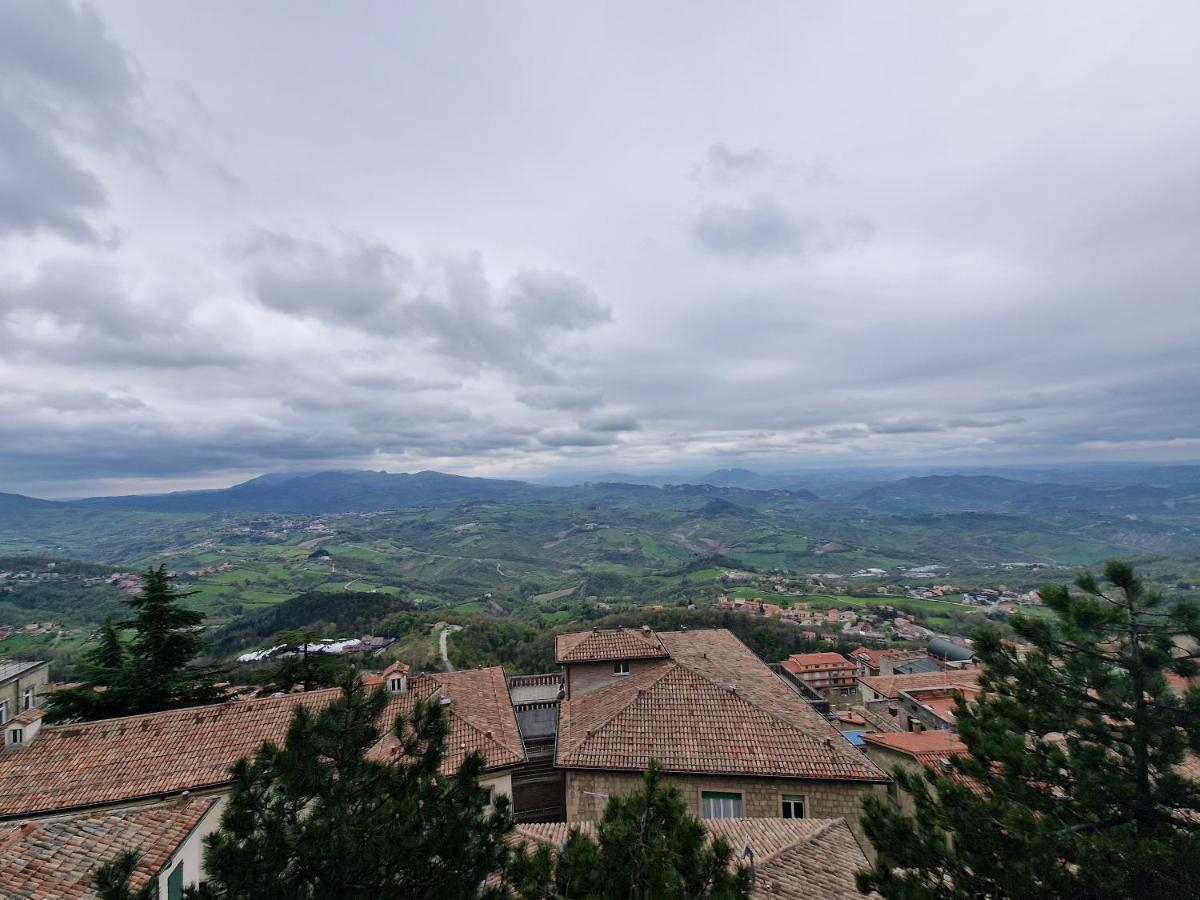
[0,701,6,725]
[613,661,630,675]
[8,728,21,745]
[482,786,495,807]
[388,676,405,692]
[781,795,805,819]
[701,791,743,819]
[840,687,853,697]
[21,687,33,711]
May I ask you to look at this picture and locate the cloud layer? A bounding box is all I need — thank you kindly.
[1,1,1199,496]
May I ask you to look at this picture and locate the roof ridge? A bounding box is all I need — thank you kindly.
[443,703,524,761]
[672,657,883,777]
[558,662,680,756]
[37,686,346,734]
[751,818,842,867]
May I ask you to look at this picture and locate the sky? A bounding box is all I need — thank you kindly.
[2,1,1199,498]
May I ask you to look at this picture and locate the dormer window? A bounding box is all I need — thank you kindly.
[613,661,630,675]
[388,674,408,693]
[8,728,22,745]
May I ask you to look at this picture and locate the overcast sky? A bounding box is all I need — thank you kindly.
[2,1,1199,497]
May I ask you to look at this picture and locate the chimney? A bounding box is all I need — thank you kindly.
[641,625,651,633]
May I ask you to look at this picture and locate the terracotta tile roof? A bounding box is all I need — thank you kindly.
[861,731,966,757]
[555,628,668,663]
[515,818,874,899]
[0,667,523,818]
[850,647,882,668]
[556,629,887,782]
[783,652,855,671]
[7,708,45,728]
[0,798,216,898]
[858,668,978,700]
[370,668,525,772]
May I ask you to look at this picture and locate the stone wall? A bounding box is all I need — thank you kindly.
[0,663,49,721]
[564,659,662,699]
[564,769,886,843]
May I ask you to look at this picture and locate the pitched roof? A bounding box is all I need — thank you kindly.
[0,667,523,818]
[857,668,979,700]
[516,818,874,899]
[556,629,887,782]
[369,668,525,772]
[555,628,668,663]
[861,731,966,757]
[0,798,216,898]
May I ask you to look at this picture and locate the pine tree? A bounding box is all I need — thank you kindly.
[92,850,152,900]
[505,761,752,899]
[46,566,223,722]
[201,671,514,898]
[858,561,1200,898]
[267,627,349,692]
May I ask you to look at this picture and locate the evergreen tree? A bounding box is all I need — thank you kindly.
[201,671,514,898]
[859,561,1200,898]
[267,627,349,692]
[92,850,152,900]
[46,566,223,722]
[504,761,751,899]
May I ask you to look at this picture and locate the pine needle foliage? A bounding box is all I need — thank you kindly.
[858,561,1200,898]
[504,760,752,899]
[201,671,514,898]
[46,566,223,722]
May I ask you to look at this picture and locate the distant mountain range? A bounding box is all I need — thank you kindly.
[4,465,1199,517]
[70,470,545,514]
[853,471,1200,514]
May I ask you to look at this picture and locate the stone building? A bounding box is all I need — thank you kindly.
[554,628,889,842]
[0,660,48,728]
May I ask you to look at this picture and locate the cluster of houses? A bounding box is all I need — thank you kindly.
[0,627,922,898]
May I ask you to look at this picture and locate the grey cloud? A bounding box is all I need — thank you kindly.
[698,144,777,185]
[691,194,873,261]
[236,231,411,324]
[503,270,610,333]
[515,387,605,412]
[537,429,618,448]
[238,233,610,381]
[0,0,143,243]
[0,261,246,368]
[583,413,641,433]
[696,143,838,187]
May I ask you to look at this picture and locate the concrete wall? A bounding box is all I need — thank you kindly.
[0,664,49,722]
[564,659,662,699]
[564,769,886,843]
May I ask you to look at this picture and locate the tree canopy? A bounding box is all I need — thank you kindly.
[859,560,1200,898]
[503,761,751,900]
[200,672,514,898]
[45,566,223,723]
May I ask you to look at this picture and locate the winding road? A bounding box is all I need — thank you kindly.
[438,624,463,671]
